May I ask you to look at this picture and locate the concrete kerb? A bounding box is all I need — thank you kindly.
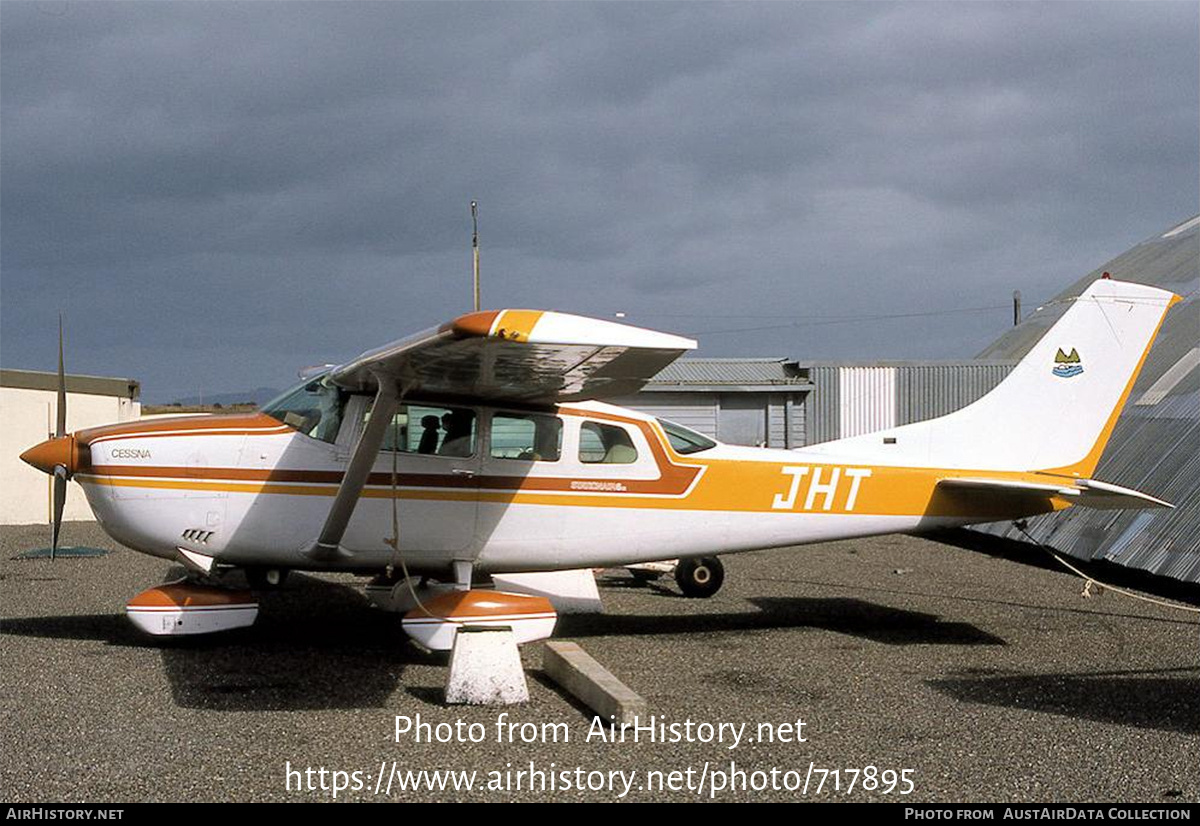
[542,640,647,727]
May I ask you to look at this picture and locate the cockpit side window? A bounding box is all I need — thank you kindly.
[261,377,347,444]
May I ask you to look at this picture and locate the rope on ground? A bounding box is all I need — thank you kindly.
[1012,521,1200,616]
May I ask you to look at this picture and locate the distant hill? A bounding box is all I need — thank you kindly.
[143,403,260,415]
[167,386,282,407]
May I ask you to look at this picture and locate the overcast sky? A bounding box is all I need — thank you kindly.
[2,1,1196,403]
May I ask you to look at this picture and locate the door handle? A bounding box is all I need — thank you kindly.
[451,468,475,477]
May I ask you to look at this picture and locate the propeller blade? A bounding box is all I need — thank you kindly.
[54,315,68,561]
[56,314,67,439]
[52,466,67,561]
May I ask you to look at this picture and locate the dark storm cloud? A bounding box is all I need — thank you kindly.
[1,1,1196,401]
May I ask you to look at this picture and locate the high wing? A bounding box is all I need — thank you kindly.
[313,309,696,557]
[328,309,696,404]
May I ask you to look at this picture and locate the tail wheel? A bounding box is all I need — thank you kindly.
[245,567,289,590]
[674,557,724,598]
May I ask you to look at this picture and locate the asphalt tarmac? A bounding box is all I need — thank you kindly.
[2,522,1197,803]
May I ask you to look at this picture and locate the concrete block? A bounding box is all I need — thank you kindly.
[543,641,646,727]
[445,626,529,705]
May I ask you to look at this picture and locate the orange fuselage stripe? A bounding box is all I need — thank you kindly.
[78,459,1066,519]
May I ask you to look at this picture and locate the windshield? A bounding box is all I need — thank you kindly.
[657,418,717,455]
[261,374,347,444]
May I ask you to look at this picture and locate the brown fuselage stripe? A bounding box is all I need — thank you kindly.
[69,399,1071,521]
[84,405,706,496]
[88,465,699,496]
[88,427,290,446]
[77,413,284,443]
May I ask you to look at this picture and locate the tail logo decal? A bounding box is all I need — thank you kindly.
[1053,347,1084,378]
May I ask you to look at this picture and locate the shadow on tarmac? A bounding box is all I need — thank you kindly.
[154,573,445,712]
[557,596,1006,646]
[1,613,141,645]
[930,666,1200,735]
[928,528,1200,608]
[2,572,441,712]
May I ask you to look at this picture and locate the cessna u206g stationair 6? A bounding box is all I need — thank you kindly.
[21,278,1179,643]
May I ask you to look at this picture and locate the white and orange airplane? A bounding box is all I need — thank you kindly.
[20,277,1179,645]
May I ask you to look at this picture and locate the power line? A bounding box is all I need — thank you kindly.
[680,304,1012,337]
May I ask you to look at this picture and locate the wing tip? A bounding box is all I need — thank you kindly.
[444,310,502,338]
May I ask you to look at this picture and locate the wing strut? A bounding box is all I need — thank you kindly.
[312,378,400,558]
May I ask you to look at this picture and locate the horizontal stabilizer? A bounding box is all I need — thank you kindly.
[1071,478,1174,510]
[938,477,1172,510]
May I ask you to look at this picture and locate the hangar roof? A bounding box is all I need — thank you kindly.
[644,358,812,392]
[1,369,141,400]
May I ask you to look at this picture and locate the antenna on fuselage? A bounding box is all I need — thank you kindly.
[471,200,480,312]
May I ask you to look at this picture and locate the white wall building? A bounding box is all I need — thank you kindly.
[1,369,141,525]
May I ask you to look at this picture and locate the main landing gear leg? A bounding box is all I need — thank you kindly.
[453,560,473,591]
[245,566,290,590]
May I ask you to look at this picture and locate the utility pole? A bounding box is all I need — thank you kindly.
[1012,290,1021,327]
[471,201,480,312]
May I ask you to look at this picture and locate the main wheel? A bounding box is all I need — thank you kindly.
[674,556,724,598]
[245,567,289,590]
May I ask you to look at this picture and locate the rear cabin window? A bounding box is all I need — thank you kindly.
[658,418,717,455]
[579,422,638,464]
[491,412,562,462]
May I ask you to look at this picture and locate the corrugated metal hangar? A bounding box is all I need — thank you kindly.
[617,359,1015,448]
[803,361,1016,444]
